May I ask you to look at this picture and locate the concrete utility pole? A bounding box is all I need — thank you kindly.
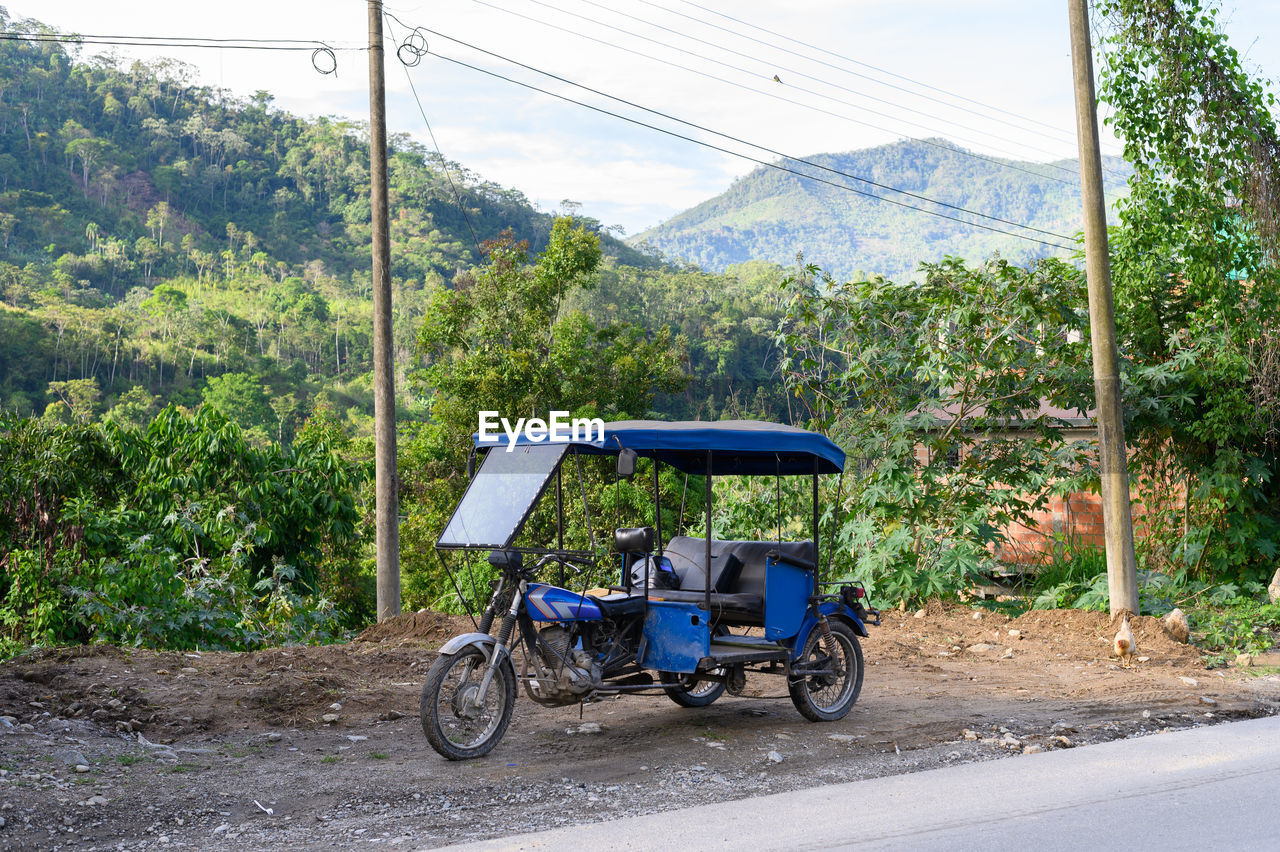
[1067,0,1139,616]
[368,0,400,621]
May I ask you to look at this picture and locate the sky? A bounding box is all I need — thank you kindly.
[13,1,1280,236]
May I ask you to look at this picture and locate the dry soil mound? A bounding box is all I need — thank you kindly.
[355,610,471,645]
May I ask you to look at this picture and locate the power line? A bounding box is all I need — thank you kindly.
[640,0,1080,146]
[0,31,351,73]
[411,25,1075,245]
[569,0,1096,175]
[1,31,350,46]
[381,15,486,260]
[675,0,1126,157]
[500,0,1084,183]
[393,28,1076,252]
[473,0,1077,187]
[658,0,1123,170]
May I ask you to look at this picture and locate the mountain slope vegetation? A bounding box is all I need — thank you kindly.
[632,139,1130,281]
[0,11,805,435]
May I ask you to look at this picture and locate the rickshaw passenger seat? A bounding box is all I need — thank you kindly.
[654,537,817,624]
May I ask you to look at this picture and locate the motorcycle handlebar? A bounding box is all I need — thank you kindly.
[532,552,597,571]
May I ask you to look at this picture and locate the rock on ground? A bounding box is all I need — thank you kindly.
[1163,608,1191,644]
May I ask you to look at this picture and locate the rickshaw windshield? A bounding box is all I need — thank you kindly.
[437,443,569,548]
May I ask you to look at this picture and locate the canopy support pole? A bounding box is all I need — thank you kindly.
[557,465,564,587]
[812,459,820,597]
[675,473,688,537]
[705,450,712,614]
[653,457,663,558]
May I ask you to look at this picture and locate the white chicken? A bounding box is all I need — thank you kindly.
[1113,614,1137,668]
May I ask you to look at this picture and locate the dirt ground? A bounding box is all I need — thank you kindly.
[2,605,1279,850]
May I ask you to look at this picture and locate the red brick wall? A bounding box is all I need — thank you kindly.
[994,485,1174,564]
[995,492,1105,563]
[913,436,1180,565]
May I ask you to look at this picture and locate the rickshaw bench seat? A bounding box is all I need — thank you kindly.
[654,536,818,624]
[646,588,764,619]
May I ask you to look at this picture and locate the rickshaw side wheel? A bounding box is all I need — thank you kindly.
[659,671,727,708]
[788,621,864,722]
[421,646,517,761]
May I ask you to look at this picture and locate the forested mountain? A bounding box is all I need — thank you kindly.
[632,139,1131,281]
[0,11,677,434]
[0,10,1118,439]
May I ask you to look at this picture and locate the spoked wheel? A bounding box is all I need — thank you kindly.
[788,621,863,722]
[421,646,516,760]
[660,670,727,707]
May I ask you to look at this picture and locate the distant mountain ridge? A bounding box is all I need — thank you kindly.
[630,139,1131,281]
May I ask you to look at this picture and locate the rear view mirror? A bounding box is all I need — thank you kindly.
[466,448,477,479]
[616,448,638,479]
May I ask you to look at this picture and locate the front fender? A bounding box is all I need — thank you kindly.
[438,632,511,662]
[791,602,869,660]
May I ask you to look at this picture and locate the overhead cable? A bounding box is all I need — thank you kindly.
[568,0,1097,175]
[0,30,349,74]
[674,0,1125,156]
[410,24,1076,245]
[390,26,1077,252]
[473,0,1077,186]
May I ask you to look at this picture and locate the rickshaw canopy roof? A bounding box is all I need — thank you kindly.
[473,419,844,476]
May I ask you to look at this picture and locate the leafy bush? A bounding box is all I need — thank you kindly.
[0,407,365,653]
[1029,545,1110,610]
[779,256,1095,606]
[1192,598,1280,660]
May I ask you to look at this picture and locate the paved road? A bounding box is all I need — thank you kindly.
[444,714,1280,851]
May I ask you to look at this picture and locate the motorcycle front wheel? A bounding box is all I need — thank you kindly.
[421,645,516,760]
[788,621,863,722]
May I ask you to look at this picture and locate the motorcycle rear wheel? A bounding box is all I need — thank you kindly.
[659,670,727,707]
[421,646,516,760]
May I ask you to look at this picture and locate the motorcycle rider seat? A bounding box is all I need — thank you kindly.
[589,590,649,619]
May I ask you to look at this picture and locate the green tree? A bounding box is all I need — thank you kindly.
[415,218,685,453]
[779,257,1095,605]
[64,136,116,198]
[202,372,272,433]
[404,218,687,608]
[104,385,159,430]
[145,201,172,249]
[1097,0,1280,579]
[45,378,102,423]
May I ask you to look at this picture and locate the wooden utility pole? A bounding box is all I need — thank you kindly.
[368,0,400,621]
[1068,0,1139,616]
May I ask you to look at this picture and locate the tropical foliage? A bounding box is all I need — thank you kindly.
[1097,0,1280,584]
[4,0,1280,658]
[0,407,365,650]
[777,257,1096,605]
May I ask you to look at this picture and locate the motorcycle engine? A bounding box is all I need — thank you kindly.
[524,625,598,706]
[539,625,573,662]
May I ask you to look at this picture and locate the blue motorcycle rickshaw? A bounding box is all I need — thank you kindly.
[422,420,879,760]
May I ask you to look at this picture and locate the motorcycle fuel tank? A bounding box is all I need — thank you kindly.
[525,583,604,622]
